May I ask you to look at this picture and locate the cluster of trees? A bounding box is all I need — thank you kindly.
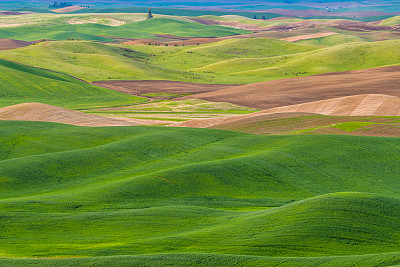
[147,8,153,20]
[253,15,267,19]
[49,2,72,8]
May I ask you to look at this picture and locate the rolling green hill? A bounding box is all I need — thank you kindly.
[380,16,400,26]
[67,6,279,20]
[0,41,211,82]
[0,17,249,42]
[2,38,400,84]
[0,38,319,83]
[3,252,400,267]
[194,39,400,82]
[1,121,400,265]
[297,34,372,46]
[0,58,144,108]
[131,37,319,70]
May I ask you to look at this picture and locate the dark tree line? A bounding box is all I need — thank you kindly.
[49,2,73,8]
[253,15,267,20]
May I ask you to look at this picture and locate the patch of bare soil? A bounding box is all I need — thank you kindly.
[51,6,87,13]
[180,65,400,109]
[92,80,239,96]
[263,94,400,116]
[0,11,23,15]
[0,39,33,50]
[0,103,160,127]
[281,31,338,42]
[172,94,400,137]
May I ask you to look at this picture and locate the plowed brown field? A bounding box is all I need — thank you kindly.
[181,66,400,109]
[0,39,32,50]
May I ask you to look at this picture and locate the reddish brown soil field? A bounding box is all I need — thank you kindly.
[0,39,33,50]
[181,66,400,109]
[92,80,239,96]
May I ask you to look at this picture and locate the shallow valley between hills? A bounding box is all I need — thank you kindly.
[1,2,400,266]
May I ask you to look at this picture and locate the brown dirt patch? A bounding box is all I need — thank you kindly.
[172,98,400,138]
[0,11,23,15]
[51,6,87,13]
[0,103,163,127]
[92,80,239,96]
[281,31,338,42]
[264,94,400,116]
[180,65,400,109]
[0,39,33,50]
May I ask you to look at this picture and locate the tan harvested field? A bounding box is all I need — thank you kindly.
[51,6,87,13]
[0,103,169,126]
[281,31,338,42]
[181,66,400,109]
[264,94,400,116]
[0,39,32,50]
[173,94,400,128]
[172,94,400,137]
[92,80,238,96]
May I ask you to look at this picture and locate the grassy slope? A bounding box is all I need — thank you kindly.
[2,38,400,84]
[380,16,400,26]
[0,38,319,83]
[0,17,249,42]
[1,121,400,263]
[196,15,307,27]
[297,34,372,46]
[195,39,400,82]
[130,37,319,70]
[0,58,144,109]
[68,6,279,20]
[3,252,400,267]
[0,41,212,82]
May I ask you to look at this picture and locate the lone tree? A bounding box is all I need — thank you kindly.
[253,14,257,19]
[147,8,153,19]
[261,15,266,20]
